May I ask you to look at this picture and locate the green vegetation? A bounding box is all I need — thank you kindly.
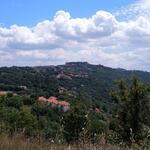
[111,77,150,145]
[0,94,108,143]
[0,62,150,149]
[1,62,150,106]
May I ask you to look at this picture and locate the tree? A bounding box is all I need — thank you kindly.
[62,102,88,143]
[18,106,38,136]
[87,112,108,143]
[111,77,150,144]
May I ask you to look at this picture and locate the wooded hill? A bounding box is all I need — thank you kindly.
[1,62,150,106]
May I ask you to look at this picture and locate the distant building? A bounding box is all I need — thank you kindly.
[0,91,7,96]
[0,91,17,96]
[18,86,27,90]
[47,96,58,107]
[58,101,70,112]
[38,96,70,112]
[38,96,47,102]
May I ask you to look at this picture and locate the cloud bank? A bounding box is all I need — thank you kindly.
[0,0,150,71]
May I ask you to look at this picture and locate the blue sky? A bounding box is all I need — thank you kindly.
[0,0,150,71]
[0,0,135,27]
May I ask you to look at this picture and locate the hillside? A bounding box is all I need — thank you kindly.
[1,62,150,106]
[0,62,150,148]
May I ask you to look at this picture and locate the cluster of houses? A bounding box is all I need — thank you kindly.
[38,96,70,112]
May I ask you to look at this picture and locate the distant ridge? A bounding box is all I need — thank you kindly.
[1,62,150,106]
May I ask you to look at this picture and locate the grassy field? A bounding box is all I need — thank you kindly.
[0,134,149,150]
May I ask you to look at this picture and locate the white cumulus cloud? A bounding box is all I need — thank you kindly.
[0,6,150,71]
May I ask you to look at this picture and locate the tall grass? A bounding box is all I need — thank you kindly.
[0,134,149,150]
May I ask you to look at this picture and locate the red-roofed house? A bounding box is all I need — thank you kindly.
[58,101,70,112]
[47,96,59,107]
[38,96,70,111]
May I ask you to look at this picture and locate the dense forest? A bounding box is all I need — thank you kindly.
[0,62,150,149]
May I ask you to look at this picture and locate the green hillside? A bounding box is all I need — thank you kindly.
[1,62,150,105]
[0,62,150,148]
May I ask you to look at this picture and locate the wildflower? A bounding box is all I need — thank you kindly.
[51,139,54,143]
